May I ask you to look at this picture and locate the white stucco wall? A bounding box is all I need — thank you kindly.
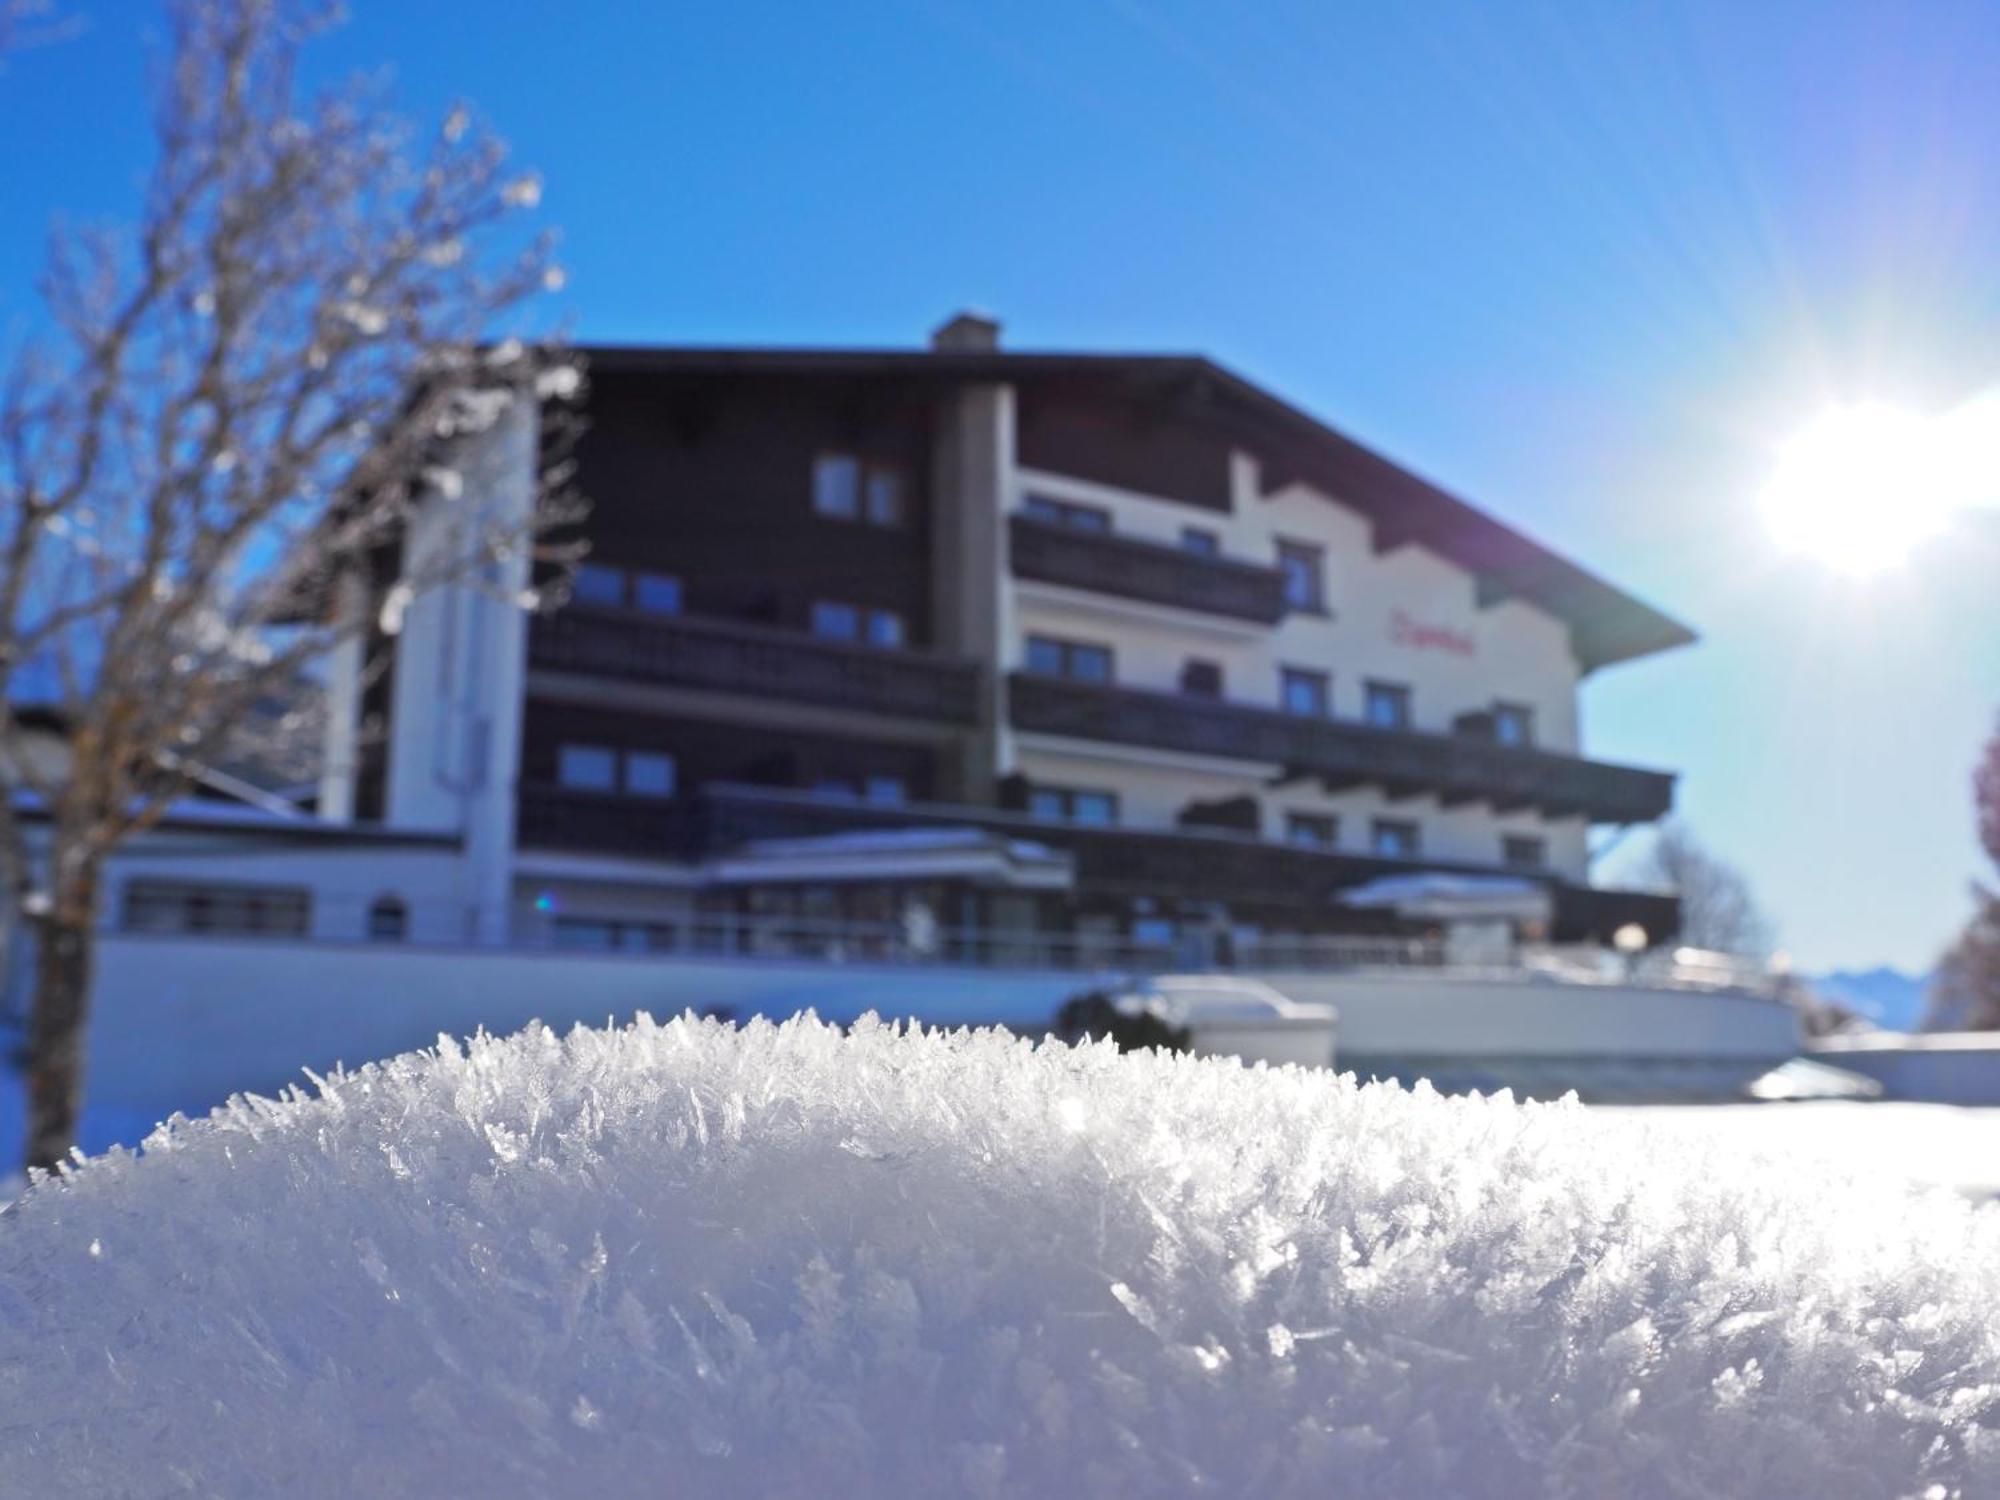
[1002,457,1595,878]
[89,828,470,945]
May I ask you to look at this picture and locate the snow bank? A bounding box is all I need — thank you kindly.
[3,1014,1997,1498]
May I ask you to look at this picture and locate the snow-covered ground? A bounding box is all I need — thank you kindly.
[1593,1099,2000,1201]
[3,1014,1999,1497]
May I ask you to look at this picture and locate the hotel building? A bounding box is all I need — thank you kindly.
[301,312,1690,967]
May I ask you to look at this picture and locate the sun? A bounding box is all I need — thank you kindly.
[1760,399,1997,574]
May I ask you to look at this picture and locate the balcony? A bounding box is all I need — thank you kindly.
[1008,674,1674,823]
[514,781,1680,947]
[528,607,984,725]
[1008,514,1289,624]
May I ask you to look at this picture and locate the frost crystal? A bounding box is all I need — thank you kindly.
[2,1014,1997,1497]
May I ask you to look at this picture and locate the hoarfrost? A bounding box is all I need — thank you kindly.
[2,1013,1998,1497]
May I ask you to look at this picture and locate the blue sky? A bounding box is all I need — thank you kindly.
[3,1,1996,971]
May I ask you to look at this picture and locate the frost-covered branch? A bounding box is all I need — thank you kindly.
[0,0,585,1170]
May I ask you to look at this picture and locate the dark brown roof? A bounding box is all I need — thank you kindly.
[576,343,1697,672]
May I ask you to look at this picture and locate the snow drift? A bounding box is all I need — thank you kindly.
[2,1013,1997,1498]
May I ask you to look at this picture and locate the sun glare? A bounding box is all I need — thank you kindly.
[1761,398,2000,574]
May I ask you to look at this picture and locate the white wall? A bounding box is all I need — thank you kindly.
[1003,457,1592,877]
[92,829,470,944]
[64,937,1795,1143]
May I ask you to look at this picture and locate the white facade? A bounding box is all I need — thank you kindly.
[1003,455,1594,880]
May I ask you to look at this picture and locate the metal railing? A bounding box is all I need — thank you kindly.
[541,910,1445,974]
[529,913,1780,993]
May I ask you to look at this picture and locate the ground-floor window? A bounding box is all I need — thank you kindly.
[366,895,408,941]
[122,879,311,937]
[552,917,680,953]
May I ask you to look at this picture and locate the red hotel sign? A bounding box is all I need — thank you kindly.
[1390,609,1476,656]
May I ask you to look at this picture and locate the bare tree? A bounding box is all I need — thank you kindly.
[1926,712,2000,1030]
[1637,821,1776,957]
[0,0,581,1171]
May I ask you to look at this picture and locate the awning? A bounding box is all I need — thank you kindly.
[706,826,1075,891]
[1338,873,1553,924]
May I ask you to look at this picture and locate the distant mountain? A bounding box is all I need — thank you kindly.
[1805,968,1933,1031]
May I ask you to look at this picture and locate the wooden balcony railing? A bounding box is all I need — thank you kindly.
[1008,514,1290,623]
[1007,674,1675,823]
[527,607,984,725]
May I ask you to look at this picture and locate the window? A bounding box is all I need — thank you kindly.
[1022,494,1111,532]
[1180,658,1223,699]
[557,743,618,792]
[1276,540,1325,613]
[633,573,682,614]
[865,468,904,527]
[1493,702,1535,747]
[810,600,861,642]
[553,918,620,951]
[1071,790,1118,825]
[1502,835,1547,869]
[571,563,625,608]
[555,918,681,952]
[123,880,311,937]
[865,608,905,649]
[1364,680,1412,730]
[1027,786,1119,825]
[366,895,408,941]
[1372,819,1421,858]
[815,453,907,527]
[864,775,908,806]
[1286,813,1338,849]
[1025,634,1112,684]
[812,454,860,519]
[1180,527,1220,557]
[1281,666,1330,717]
[625,751,677,798]
[812,601,904,648]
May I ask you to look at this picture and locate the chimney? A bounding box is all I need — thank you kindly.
[930,309,1001,352]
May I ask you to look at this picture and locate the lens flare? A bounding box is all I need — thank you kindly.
[1760,397,1999,573]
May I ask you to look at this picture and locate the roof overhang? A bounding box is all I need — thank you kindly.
[575,343,1697,673]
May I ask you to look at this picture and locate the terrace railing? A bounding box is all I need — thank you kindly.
[529,607,984,725]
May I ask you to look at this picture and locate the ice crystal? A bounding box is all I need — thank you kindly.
[2,1013,1996,1497]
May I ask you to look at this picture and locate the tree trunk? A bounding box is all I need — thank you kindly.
[24,861,100,1173]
